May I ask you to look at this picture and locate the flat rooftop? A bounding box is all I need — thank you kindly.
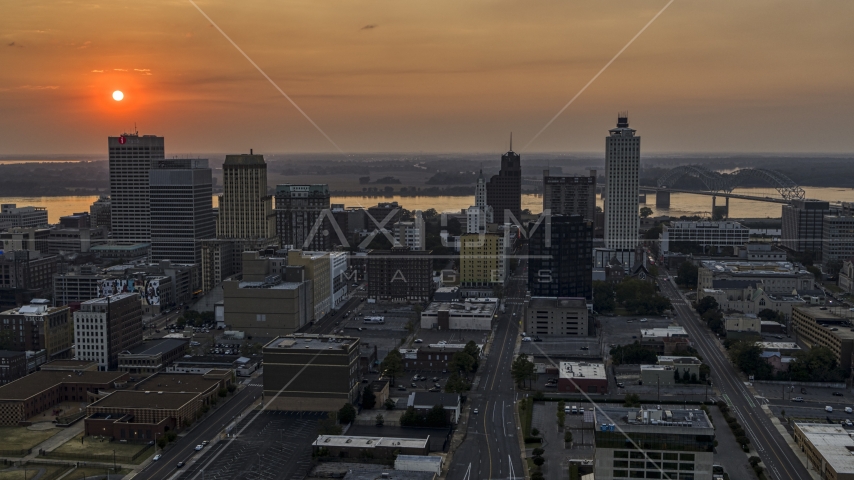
[134,372,221,393]
[595,407,713,431]
[701,260,807,275]
[527,297,589,309]
[122,338,188,357]
[0,370,127,401]
[640,326,688,338]
[795,423,854,474]
[265,334,358,351]
[559,361,607,381]
[313,435,429,450]
[422,299,497,316]
[756,342,801,350]
[40,359,98,369]
[82,292,137,304]
[657,356,701,365]
[89,390,198,410]
[237,281,302,290]
[1,303,68,316]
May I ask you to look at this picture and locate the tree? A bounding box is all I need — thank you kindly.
[449,351,476,376]
[511,354,536,388]
[676,262,699,289]
[463,341,481,371]
[338,403,357,424]
[639,206,653,218]
[362,386,377,409]
[531,427,540,437]
[318,412,343,435]
[380,350,405,385]
[532,447,545,456]
[728,341,774,380]
[383,398,396,410]
[375,413,384,426]
[426,405,448,427]
[695,296,719,316]
[610,343,658,365]
[673,368,681,384]
[533,456,545,467]
[564,431,573,443]
[444,373,472,394]
[593,281,616,313]
[788,346,847,382]
[623,394,641,408]
[400,406,422,427]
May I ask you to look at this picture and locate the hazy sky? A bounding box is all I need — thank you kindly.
[2,0,854,155]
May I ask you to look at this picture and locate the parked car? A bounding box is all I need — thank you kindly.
[846,407,853,414]
[791,397,804,402]
[834,392,844,397]
[414,339,423,343]
[826,406,834,413]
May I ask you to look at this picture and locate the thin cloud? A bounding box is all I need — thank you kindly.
[91,70,103,73]
[135,68,152,76]
[19,85,59,90]
[360,24,377,30]
[114,68,127,72]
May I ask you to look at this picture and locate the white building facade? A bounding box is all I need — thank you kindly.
[604,115,640,267]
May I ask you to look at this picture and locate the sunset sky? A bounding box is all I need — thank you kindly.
[2,0,854,155]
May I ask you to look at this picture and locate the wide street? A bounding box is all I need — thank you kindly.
[447,253,527,480]
[133,383,263,480]
[659,274,810,480]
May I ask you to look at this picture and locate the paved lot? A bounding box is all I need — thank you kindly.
[599,315,676,350]
[177,411,318,480]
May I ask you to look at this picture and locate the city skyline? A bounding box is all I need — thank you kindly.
[3,1,854,155]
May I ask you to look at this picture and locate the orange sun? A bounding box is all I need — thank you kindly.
[112,90,124,101]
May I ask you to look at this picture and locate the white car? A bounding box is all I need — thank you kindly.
[846,407,853,414]
[522,337,532,342]
[640,318,648,323]
[153,454,162,461]
[473,408,479,414]
[195,444,204,451]
[414,339,423,343]
[826,406,834,413]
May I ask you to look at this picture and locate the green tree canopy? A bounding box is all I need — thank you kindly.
[511,354,536,388]
[380,350,405,385]
[676,262,699,288]
[593,281,616,313]
[610,342,658,365]
[338,403,357,424]
[362,385,377,409]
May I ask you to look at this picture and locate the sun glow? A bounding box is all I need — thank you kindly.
[112,90,124,101]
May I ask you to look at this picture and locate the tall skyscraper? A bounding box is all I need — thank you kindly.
[149,159,215,265]
[542,169,597,221]
[275,184,331,250]
[604,115,640,266]
[216,152,275,246]
[486,140,522,225]
[528,215,593,300]
[108,133,165,244]
[466,170,494,234]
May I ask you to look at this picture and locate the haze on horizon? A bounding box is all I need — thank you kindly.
[2,0,854,156]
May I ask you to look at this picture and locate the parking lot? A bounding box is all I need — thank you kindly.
[178,411,319,480]
[598,314,676,349]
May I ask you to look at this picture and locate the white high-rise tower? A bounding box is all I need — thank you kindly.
[467,169,494,233]
[108,133,165,244]
[604,114,640,267]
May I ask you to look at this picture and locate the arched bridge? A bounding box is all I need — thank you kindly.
[653,165,805,202]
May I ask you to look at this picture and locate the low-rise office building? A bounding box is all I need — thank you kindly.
[823,215,854,263]
[0,370,128,426]
[0,299,73,361]
[117,338,189,376]
[524,297,590,337]
[400,343,483,372]
[792,306,854,372]
[0,251,60,309]
[407,391,461,424]
[0,204,48,229]
[697,260,814,295]
[593,407,714,480]
[74,293,143,371]
[312,435,430,460]
[661,221,750,254]
[263,334,361,412]
[725,313,762,340]
[639,326,691,355]
[793,423,854,480]
[640,357,702,386]
[420,298,497,331]
[557,361,607,394]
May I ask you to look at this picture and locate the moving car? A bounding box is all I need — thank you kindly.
[473,408,479,414]
[791,397,804,402]
[833,392,844,397]
[195,445,203,451]
[826,406,834,413]
[153,454,161,461]
[177,462,185,468]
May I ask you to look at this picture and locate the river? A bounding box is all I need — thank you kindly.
[3,187,853,224]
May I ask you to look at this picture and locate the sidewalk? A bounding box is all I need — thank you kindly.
[23,422,84,460]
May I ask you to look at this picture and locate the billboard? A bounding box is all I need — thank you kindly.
[97,278,135,297]
[97,277,162,306]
